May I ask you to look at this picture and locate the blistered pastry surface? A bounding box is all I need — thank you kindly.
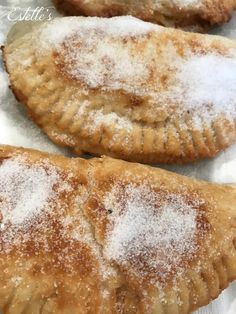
[0,145,236,313]
[3,17,236,163]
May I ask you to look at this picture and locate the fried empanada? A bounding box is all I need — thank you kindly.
[3,17,236,164]
[0,145,236,314]
[53,0,236,31]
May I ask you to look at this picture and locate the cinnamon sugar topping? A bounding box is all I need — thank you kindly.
[37,16,236,130]
[0,156,61,226]
[103,184,208,282]
[41,16,158,46]
[0,154,115,279]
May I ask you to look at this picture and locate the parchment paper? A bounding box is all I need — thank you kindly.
[0,1,236,313]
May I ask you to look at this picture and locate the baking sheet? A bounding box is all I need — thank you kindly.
[0,1,236,313]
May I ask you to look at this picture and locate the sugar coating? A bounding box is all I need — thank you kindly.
[88,110,133,132]
[0,156,60,226]
[174,54,236,118]
[172,0,200,6]
[0,153,118,285]
[103,184,204,282]
[40,16,159,47]
[37,16,236,131]
[74,101,133,133]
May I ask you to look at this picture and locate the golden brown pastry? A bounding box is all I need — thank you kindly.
[53,0,236,31]
[3,17,236,164]
[0,145,236,314]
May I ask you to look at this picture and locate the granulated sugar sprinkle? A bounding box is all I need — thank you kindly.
[172,54,236,121]
[172,0,200,7]
[103,184,203,282]
[63,39,150,90]
[40,16,159,48]
[88,110,133,132]
[37,16,236,130]
[0,156,61,226]
[39,16,156,90]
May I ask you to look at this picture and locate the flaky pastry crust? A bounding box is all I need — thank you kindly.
[53,0,236,31]
[3,17,236,164]
[0,145,236,313]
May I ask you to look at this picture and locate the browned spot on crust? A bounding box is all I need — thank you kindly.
[233,238,236,250]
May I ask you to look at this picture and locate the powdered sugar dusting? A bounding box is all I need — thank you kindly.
[0,156,61,226]
[103,184,206,282]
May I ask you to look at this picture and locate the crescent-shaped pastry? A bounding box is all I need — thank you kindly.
[53,0,236,31]
[3,17,236,164]
[0,145,236,314]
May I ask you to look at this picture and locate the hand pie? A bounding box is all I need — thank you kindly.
[0,145,236,314]
[53,0,236,31]
[3,16,236,164]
